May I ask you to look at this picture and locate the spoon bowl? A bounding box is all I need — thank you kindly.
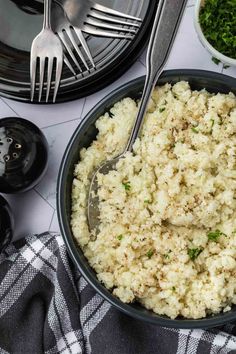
[87,0,188,234]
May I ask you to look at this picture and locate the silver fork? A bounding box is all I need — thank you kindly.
[56,0,142,39]
[52,2,95,73]
[30,0,63,103]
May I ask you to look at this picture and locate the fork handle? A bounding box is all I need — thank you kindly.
[43,0,52,29]
[125,0,187,152]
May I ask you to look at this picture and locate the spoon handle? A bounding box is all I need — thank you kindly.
[126,0,188,152]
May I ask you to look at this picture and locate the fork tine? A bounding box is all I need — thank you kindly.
[85,18,136,33]
[90,11,140,28]
[82,25,133,39]
[39,57,45,102]
[30,56,37,102]
[64,55,77,76]
[53,59,62,103]
[92,3,142,21]
[57,32,82,72]
[73,28,95,69]
[46,58,54,103]
[66,27,89,70]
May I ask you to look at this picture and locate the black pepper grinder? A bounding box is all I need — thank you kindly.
[0,117,48,193]
[0,195,13,253]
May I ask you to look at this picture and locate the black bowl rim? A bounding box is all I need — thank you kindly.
[57,69,236,328]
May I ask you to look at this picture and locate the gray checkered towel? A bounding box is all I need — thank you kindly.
[1,232,236,354]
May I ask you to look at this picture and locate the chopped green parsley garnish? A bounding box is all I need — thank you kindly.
[146,249,154,259]
[172,286,176,291]
[207,229,226,241]
[211,57,221,65]
[200,1,236,60]
[209,119,215,133]
[122,182,131,191]
[117,235,123,241]
[223,64,230,69]
[188,247,203,261]
[144,199,151,204]
[191,127,199,134]
[159,107,166,113]
[164,254,170,259]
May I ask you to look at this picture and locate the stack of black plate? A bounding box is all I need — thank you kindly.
[0,0,156,103]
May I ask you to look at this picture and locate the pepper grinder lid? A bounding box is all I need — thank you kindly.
[0,117,48,193]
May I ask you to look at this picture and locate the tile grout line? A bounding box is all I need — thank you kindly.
[41,116,81,130]
[48,210,56,231]
[138,59,146,68]
[40,98,86,130]
[0,98,20,117]
[80,97,87,120]
[34,188,56,210]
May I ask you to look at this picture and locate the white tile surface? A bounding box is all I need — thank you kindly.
[1,97,85,129]
[187,0,195,6]
[0,2,235,241]
[140,6,223,72]
[3,190,54,240]
[166,6,223,71]
[222,66,236,78]
[0,98,18,118]
[35,119,79,209]
[49,211,60,233]
[82,61,146,117]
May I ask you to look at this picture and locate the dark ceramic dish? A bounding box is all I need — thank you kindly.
[57,70,236,328]
[0,117,48,193]
[0,196,14,253]
[0,0,156,102]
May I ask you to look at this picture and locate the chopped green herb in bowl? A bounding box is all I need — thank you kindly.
[207,229,227,242]
[117,234,123,241]
[188,247,203,261]
[122,181,131,191]
[194,0,236,67]
[191,126,199,134]
[146,249,154,259]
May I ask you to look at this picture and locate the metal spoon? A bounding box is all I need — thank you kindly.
[87,0,188,235]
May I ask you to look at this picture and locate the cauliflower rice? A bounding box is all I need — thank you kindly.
[71,81,236,319]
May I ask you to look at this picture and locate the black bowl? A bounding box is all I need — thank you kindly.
[0,195,14,253]
[57,69,236,328]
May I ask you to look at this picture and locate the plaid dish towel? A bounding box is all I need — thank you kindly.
[1,233,236,354]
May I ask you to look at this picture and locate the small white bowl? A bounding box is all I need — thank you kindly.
[194,0,236,67]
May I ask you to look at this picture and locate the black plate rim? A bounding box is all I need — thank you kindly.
[0,0,157,103]
[57,69,236,328]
